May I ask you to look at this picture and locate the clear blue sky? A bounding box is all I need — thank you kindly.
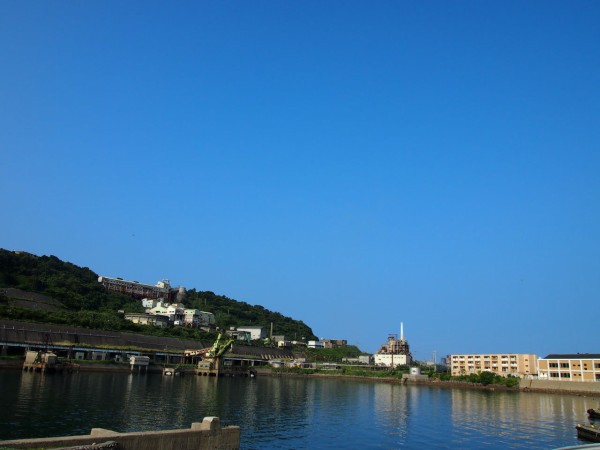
[1,1,599,359]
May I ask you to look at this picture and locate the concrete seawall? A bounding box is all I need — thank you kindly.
[520,378,600,396]
[261,369,600,397]
[0,417,240,450]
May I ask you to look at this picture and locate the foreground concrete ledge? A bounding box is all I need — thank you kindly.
[0,417,240,450]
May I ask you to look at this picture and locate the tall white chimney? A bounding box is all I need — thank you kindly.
[400,322,404,341]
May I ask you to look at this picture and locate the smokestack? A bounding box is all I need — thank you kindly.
[400,322,404,341]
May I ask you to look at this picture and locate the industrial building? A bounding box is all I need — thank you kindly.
[449,353,537,377]
[537,354,600,382]
[234,326,268,340]
[374,323,413,367]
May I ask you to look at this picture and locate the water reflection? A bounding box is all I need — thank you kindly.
[449,388,595,448]
[373,383,410,442]
[0,371,593,449]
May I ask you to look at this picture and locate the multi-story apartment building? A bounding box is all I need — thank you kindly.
[449,353,537,377]
[148,303,185,324]
[98,276,183,301]
[537,354,600,382]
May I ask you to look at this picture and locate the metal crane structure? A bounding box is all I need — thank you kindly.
[194,333,256,377]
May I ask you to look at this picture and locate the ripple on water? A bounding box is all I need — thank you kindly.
[0,373,590,449]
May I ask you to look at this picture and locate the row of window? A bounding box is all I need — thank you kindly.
[549,373,600,380]
[453,355,518,359]
[547,363,600,369]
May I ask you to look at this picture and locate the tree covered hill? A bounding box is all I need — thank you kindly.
[0,249,317,341]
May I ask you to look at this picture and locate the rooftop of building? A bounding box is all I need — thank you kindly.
[542,353,600,359]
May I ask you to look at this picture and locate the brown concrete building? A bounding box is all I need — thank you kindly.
[449,353,537,377]
[537,354,600,382]
[322,339,347,348]
[98,276,182,301]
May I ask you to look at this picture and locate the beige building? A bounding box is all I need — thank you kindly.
[449,353,537,377]
[537,354,600,382]
[124,313,169,328]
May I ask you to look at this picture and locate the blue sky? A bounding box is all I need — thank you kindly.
[1,1,599,359]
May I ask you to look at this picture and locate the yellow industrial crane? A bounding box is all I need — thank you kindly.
[195,333,234,374]
[207,333,234,358]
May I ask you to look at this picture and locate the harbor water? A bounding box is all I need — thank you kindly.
[0,370,597,449]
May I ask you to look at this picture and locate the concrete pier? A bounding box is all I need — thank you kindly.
[0,417,240,450]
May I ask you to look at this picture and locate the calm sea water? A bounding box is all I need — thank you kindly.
[0,370,597,449]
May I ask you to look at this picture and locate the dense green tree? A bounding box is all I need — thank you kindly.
[479,371,496,385]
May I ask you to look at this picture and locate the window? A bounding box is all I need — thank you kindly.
[550,372,559,378]
[560,363,570,368]
[560,373,571,378]
[549,363,559,368]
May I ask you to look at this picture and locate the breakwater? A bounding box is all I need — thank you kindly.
[0,417,240,450]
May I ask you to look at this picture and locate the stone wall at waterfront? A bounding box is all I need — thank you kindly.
[0,417,240,450]
[520,378,600,396]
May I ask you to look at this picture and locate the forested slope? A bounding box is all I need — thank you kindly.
[0,249,316,341]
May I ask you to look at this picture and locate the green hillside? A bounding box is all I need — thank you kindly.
[0,249,317,342]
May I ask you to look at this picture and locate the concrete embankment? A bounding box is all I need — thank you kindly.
[259,369,600,397]
[0,417,240,450]
[519,378,600,397]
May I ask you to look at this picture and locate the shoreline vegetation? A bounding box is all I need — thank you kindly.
[265,366,521,391]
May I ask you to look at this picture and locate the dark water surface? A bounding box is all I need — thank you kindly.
[0,370,596,449]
